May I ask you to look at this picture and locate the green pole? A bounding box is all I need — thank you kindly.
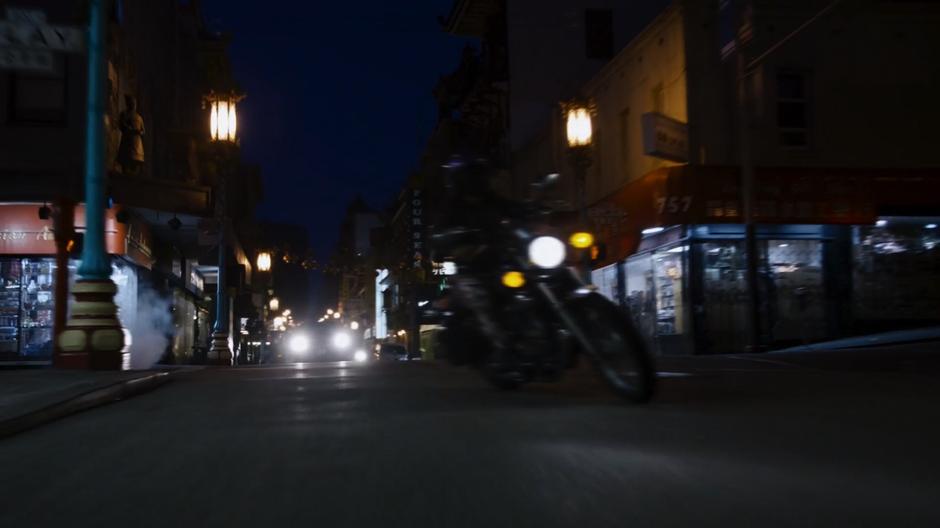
[57,0,125,370]
[79,0,110,280]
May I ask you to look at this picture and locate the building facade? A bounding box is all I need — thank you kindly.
[0,1,261,366]
[515,1,940,354]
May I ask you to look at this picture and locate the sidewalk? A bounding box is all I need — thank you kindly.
[0,368,176,439]
[656,341,940,375]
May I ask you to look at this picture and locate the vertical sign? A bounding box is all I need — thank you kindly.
[411,189,425,269]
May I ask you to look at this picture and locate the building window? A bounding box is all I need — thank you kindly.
[8,57,67,124]
[619,107,630,178]
[777,72,808,147]
[650,82,664,114]
[585,9,614,59]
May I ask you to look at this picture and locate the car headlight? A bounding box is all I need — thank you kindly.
[288,334,311,354]
[354,350,368,362]
[332,331,351,350]
[528,236,566,268]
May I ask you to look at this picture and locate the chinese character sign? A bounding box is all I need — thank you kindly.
[411,189,425,269]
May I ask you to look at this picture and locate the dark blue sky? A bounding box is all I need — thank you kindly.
[201,0,468,258]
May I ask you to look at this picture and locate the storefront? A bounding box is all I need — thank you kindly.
[586,166,940,355]
[0,203,151,364]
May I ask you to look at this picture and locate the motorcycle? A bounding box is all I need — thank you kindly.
[427,173,655,403]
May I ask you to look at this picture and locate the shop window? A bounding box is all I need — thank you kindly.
[585,9,614,59]
[762,240,826,344]
[653,245,687,336]
[9,57,67,124]
[0,259,57,361]
[0,260,23,360]
[699,241,749,353]
[625,254,656,344]
[853,222,940,327]
[591,262,620,305]
[776,71,808,147]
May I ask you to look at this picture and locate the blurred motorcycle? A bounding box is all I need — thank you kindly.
[428,171,654,403]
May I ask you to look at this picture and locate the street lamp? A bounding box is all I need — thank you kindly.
[333,312,341,319]
[269,297,279,312]
[565,106,593,148]
[208,92,239,143]
[205,89,244,366]
[562,99,595,283]
[58,0,126,369]
[256,251,272,272]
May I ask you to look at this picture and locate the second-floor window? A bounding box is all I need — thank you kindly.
[8,57,67,125]
[650,82,664,114]
[777,72,809,147]
[619,107,630,175]
[585,9,614,60]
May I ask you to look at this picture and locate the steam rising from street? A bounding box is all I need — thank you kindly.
[127,286,173,370]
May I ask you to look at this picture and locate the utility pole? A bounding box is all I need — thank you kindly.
[736,0,842,353]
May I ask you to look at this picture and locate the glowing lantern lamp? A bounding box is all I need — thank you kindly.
[256,251,272,272]
[565,106,593,148]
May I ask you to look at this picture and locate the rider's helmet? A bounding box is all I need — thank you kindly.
[442,154,496,206]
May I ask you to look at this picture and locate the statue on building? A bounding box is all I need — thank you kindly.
[117,95,145,176]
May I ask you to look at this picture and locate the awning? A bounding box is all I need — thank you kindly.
[0,203,127,256]
[585,165,940,265]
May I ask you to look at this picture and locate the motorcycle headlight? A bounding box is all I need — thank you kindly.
[528,236,566,268]
[332,331,352,350]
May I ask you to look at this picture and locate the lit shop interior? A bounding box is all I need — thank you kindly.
[592,219,940,355]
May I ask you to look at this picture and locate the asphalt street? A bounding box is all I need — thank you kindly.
[2,358,939,527]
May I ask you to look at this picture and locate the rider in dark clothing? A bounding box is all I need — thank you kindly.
[430,157,518,373]
[432,157,515,266]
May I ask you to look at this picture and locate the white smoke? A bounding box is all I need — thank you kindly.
[126,285,174,370]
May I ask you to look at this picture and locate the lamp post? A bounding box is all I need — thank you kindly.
[256,251,272,273]
[563,99,595,283]
[205,90,242,365]
[57,0,126,369]
[253,251,272,364]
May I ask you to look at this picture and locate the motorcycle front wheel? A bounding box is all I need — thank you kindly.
[567,293,655,403]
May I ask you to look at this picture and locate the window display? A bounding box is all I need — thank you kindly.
[0,258,57,360]
[0,259,22,359]
[653,245,687,336]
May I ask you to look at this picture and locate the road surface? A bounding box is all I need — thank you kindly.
[2,358,938,527]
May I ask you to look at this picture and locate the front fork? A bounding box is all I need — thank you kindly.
[533,281,599,360]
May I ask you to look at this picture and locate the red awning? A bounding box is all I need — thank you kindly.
[583,165,940,265]
[0,204,128,256]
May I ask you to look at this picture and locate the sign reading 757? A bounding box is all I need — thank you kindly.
[656,196,693,215]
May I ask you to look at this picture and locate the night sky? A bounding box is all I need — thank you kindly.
[200,0,467,260]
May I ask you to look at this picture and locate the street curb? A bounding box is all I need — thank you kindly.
[0,371,172,440]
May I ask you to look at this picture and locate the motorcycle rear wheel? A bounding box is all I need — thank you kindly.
[568,293,655,403]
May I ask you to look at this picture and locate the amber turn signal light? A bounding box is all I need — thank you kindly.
[501,271,526,288]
